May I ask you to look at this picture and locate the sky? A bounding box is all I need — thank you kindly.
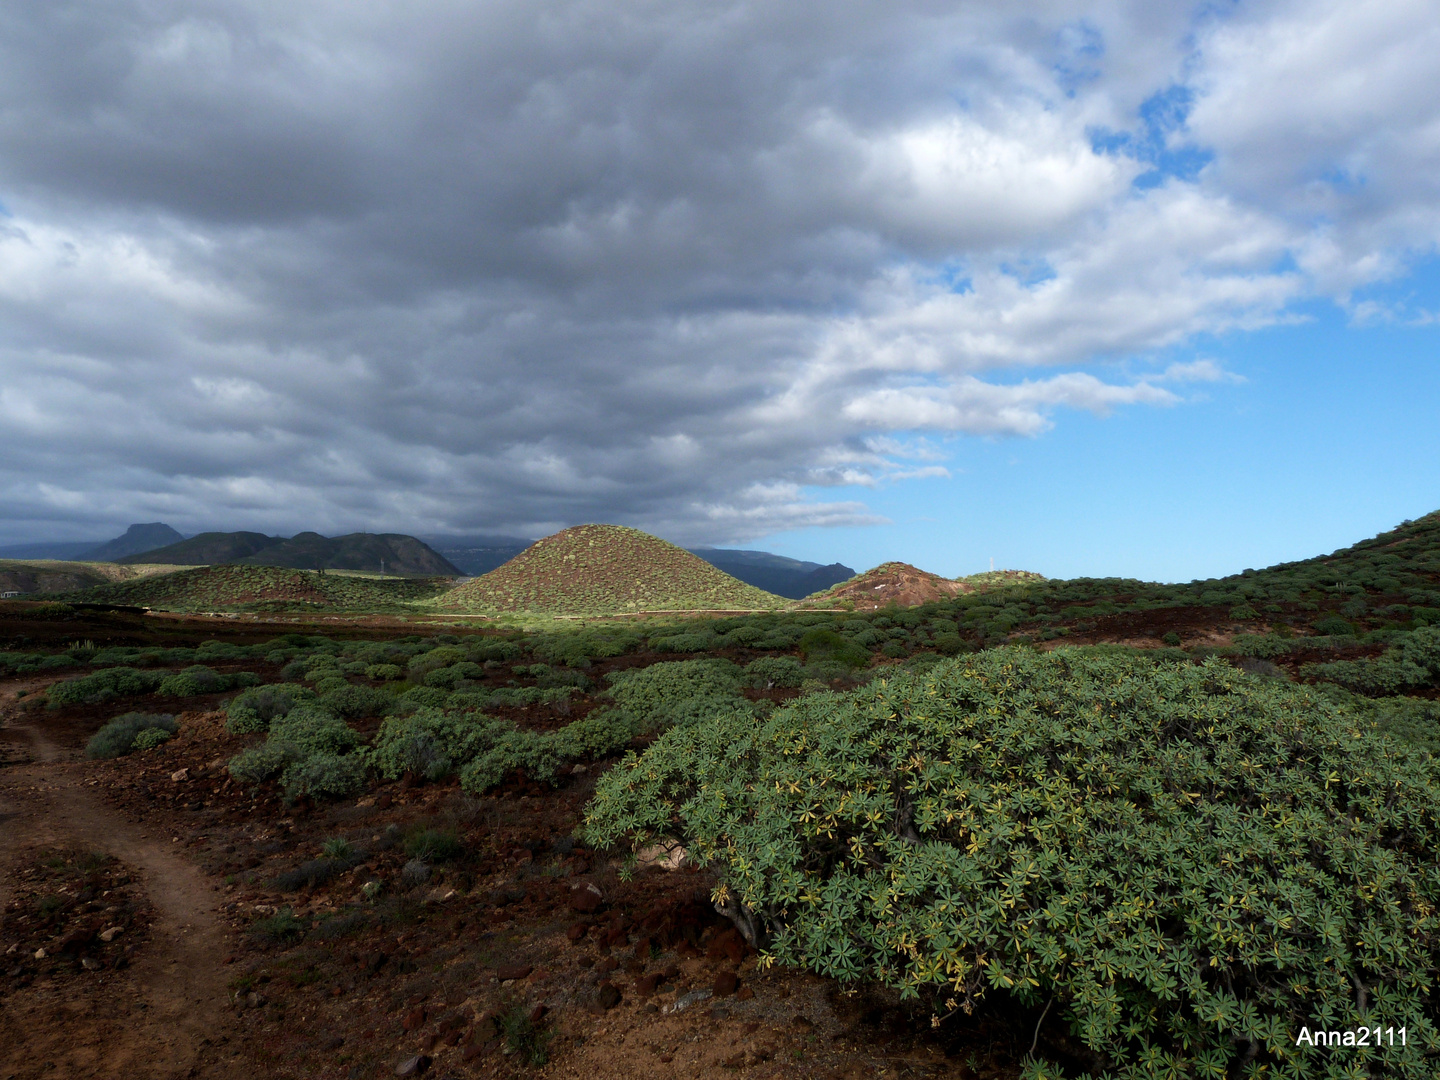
[1,0,1438,582]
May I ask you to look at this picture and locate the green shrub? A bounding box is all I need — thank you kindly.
[86,712,177,759]
[1312,614,1354,636]
[312,675,350,696]
[586,648,1440,1079]
[365,662,403,681]
[1161,631,1183,647]
[742,656,805,688]
[649,631,717,653]
[132,727,171,751]
[407,645,468,678]
[229,740,302,784]
[797,628,871,669]
[281,752,366,801]
[368,709,512,781]
[226,683,312,734]
[269,706,358,756]
[499,1003,553,1066]
[396,685,452,711]
[49,666,164,706]
[318,682,394,719]
[605,658,743,728]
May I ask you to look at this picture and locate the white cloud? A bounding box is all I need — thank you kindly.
[0,1,1436,544]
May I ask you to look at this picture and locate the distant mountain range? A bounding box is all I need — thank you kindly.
[0,522,184,562]
[3,523,854,596]
[686,548,855,600]
[116,531,462,576]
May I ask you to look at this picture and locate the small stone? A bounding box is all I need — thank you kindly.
[635,973,661,997]
[460,1042,490,1063]
[495,963,532,982]
[659,1055,673,1063]
[33,948,46,960]
[394,1054,431,1076]
[566,922,588,943]
[736,986,754,1001]
[596,981,621,1010]
[322,1036,345,1051]
[594,956,618,975]
[527,1004,548,1023]
[170,768,189,782]
[568,881,604,914]
[99,927,123,943]
[723,1052,745,1068]
[403,1007,427,1031]
[713,970,738,997]
[375,793,393,810]
[81,958,101,971]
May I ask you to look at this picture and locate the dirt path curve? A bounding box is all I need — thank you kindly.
[0,692,243,1080]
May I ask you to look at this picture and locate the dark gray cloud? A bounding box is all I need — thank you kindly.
[1,0,1435,546]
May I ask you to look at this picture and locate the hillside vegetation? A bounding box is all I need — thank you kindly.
[434,524,784,614]
[0,559,185,597]
[57,564,452,612]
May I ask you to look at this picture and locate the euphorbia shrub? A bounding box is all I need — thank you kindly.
[584,648,1440,1078]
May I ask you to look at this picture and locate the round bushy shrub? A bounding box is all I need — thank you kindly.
[50,666,164,707]
[318,683,394,719]
[226,683,311,734]
[797,627,871,669]
[269,706,358,756]
[132,727,172,751]
[741,656,805,688]
[365,663,403,681]
[586,648,1440,1079]
[86,712,177,759]
[157,664,223,697]
[281,752,366,801]
[229,740,302,784]
[313,675,350,696]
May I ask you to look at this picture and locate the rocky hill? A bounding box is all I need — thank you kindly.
[117,531,460,576]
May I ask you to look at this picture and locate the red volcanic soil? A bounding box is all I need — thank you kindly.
[804,562,975,611]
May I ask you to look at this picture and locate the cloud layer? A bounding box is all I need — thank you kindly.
[1,0,1436,544]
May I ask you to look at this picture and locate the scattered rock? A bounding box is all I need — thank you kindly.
[713,970,738,997]
[99,926,124,943]
[568,881,604,914]
[528,1004,548,1023]
[566,922,588,943]
[487,886,526,908]
[394,1055,431,1076]
[403,1007,427,1031]
[596,981,621,1010]
[736,985,754,1001]
[495,963,533,983]
[635,973,661,997]
[170,768,189,783]
[81,958,100,971]
[665,989,712,1014]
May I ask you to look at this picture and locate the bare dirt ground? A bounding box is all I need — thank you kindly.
[0,663,1025,1080]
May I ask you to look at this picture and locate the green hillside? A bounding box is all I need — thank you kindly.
[434,524,785,614]
[60,564,452,612]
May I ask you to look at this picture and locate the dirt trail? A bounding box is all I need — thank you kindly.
[0,686,242,1080]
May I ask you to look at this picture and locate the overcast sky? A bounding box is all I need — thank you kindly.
[2,0,1438,578]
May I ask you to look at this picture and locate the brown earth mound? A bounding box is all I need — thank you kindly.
[803,561,975,610]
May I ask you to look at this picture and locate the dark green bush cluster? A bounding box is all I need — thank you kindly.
[228,704,366,802]
[49,666,164,706]
[86,712,178,759]
[1300,626,1440,696]
[226,683,314,734]
[157,664,259,698]
[585,648,1440,1079]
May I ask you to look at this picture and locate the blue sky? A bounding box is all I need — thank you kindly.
[759,260,1440,581]
[2,1,1438,582]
